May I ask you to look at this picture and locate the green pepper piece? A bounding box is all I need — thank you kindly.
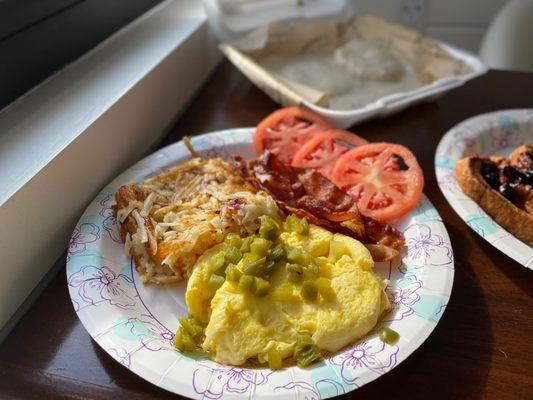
[267,347,282,370]
[179,317,204,342]
[293,334,321,367]
[239,235,254,252]
[225,246,242,264]
[242,256,267,275]
[379,327,400,345]
[225,263,242,282]
[259,215,281,240]
[250,237,272,256]
[174,328,197,352]
[284,214,309,235]
[242,252,261,264]
[238,275,254,291]
[286,263,302,283]
[224,233,242,248]
[303,262,319,280]
[301,281,318,301]
[252,277,271,297]
[264,259,277,275]
[297,216,309,235]
[207,274,225,292]
[286,247,305,264]
[209,251,227,274]
[268,243,286,261]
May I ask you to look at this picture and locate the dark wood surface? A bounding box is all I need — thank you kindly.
[1,61,532,399]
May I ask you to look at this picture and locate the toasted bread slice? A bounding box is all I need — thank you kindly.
[455,157,533,244]
[509,144,533,167]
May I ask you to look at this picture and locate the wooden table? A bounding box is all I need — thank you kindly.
[1,61,532,399]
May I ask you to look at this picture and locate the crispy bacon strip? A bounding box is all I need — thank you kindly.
[234,152,404,261]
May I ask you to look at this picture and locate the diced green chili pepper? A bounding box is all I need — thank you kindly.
[379,327,400,345]
[252,277,271,297]
[225,246,242,264]
[179,317,204,341]
[268,243,286,261]
[225,263,242,282]
[209,251,227,273]
[207,274,225,292]
[250,237,272,256]
[242,256,267,275]
[267,347,282,370]
[263,259,278,275]
[301,281,318,301]
[238,275,254,291]
[305,262,319,276]
[259,215,281,240]
[287,263,302,283]
[174,329,197,352]
[287,247,305,264]
[293,335,321,367]
[239,235,255,253]
[224,233,242,248]
[284,214,309,235]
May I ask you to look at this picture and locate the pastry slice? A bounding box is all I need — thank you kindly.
[455,144,533,244]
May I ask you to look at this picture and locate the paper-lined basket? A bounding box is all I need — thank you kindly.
[221,15,487,128]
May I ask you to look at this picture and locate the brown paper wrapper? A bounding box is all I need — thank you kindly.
[220,15,473,109]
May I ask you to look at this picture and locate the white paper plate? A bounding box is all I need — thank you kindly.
[67,128,454,399]
[435,109,533,269]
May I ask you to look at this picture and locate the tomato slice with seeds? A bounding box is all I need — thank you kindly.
[331,143,424,222]
[291,129,368,179]
[253,106,332,163]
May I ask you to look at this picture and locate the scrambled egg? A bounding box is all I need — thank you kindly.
[186,225,390,366]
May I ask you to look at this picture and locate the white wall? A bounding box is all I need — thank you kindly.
[0,0,221,338]
[356,0,508,52]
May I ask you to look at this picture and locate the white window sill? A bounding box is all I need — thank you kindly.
[0,0,222,335]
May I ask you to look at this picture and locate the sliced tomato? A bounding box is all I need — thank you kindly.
[254,106,332,163]
[291,129,368,179]
[331,143,424,222]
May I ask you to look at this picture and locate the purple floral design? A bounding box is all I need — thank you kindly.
[108,347,132,368]
[193,365,271,399]
[199,136,232,160]
[385,274,422,321]
[329,340,399,384]
[490,119,521,150]
[68,223,100,256]
[99,193,122,243]
[123,316,175,352]
[413,198,442,223]
[275,381,320,400]
[275,378,347,399]
[404,223,453,267]
[436,170,462,194]
[450,128,482,157]
[68,265,134,309]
